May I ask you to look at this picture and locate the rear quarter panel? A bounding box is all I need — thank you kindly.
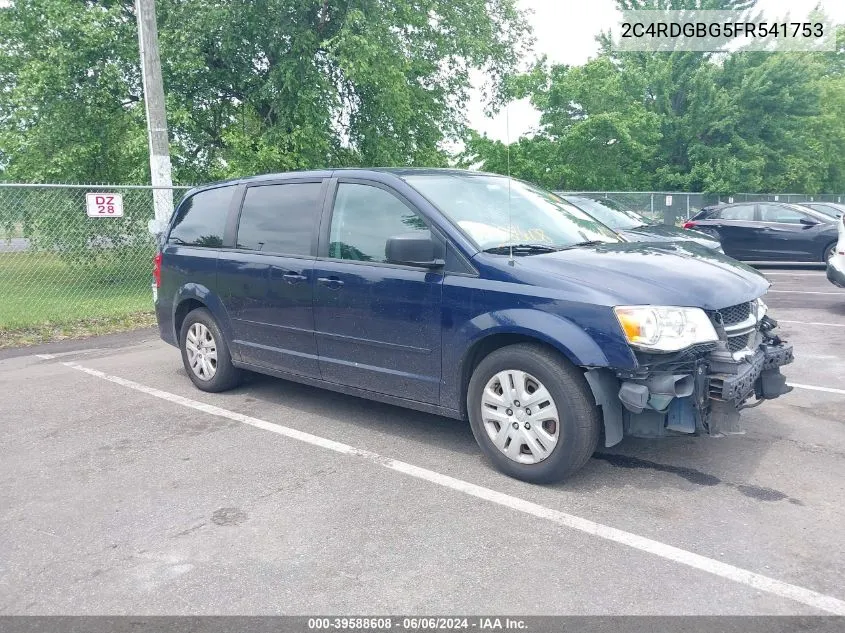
[157,246,232,349]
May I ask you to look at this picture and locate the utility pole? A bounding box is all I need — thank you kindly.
[136,0,174,227]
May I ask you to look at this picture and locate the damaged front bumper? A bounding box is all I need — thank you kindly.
[586,315,794,446]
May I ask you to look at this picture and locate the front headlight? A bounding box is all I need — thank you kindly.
[614,306,718,353]
[756,297,767,319]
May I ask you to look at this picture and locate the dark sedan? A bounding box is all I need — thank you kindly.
[684,202,838,262]
[562,195,722,251]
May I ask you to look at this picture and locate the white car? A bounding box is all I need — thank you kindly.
[827,212,845,288]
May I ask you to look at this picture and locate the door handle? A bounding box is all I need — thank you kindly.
[317,276,344,289]
[282,271,307,284]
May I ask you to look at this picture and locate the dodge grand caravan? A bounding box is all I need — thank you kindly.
[154,169,794,482]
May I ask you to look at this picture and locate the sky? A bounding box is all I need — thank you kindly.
[468,0,845,142]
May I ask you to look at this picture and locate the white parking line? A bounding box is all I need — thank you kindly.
[779,320,845,328]
[768,290,841,295]
[56,359,845,615]
[789,383,845,396]
[764,272,825,276]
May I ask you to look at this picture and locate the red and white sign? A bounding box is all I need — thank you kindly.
[86,193,124,217]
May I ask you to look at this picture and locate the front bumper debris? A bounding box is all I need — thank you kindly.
[711,342,794,403]
[590,308,794,446]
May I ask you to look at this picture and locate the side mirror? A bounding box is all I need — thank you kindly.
[799,217,819,228]
[385,232,445,268]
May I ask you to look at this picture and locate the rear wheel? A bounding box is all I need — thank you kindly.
[467,343,600,483]
[179,307,242,392]
[824,242,836,262]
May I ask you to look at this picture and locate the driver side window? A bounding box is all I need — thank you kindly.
[328,183,428,262]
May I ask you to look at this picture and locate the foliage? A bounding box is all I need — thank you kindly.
[465,1,845,194]
[0,1,149,183]
[0,0,532,184]
[2,0,844,197]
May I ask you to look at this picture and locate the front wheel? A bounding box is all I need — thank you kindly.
[179,307,242,392]
[824,243,836,263]
[467,343,601,483]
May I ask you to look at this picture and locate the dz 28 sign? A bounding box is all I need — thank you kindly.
[86,193,124,217]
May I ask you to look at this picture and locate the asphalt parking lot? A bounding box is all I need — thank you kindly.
[1,267,843,615]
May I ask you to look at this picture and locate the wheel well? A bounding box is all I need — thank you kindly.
[824,240,837,261]
[459,333,571,417]
[174,298,205,340]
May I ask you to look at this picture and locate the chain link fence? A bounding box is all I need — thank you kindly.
[0,184,189,333]
[2,183,843,336]
[556,191,845,223]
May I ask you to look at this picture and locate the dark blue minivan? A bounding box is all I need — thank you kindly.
[154,169,794,482]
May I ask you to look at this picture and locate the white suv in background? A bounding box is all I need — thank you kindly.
[828,212,845,288]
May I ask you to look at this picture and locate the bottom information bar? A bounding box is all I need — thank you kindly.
[0,617,843,633]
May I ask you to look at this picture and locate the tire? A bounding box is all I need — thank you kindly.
[179,307,242,393]
[824,242,836,262]
[466,343,601,483]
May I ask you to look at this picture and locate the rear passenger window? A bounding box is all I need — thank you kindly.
[237,183,323,255]
[717,205,755,221]
[168,186,234,247]
[328,183,428,262]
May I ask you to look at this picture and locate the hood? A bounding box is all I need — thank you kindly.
[621,224,721,249]
[504,241,769,310]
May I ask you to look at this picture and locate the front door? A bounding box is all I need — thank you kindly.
[217,180,325,378]
[313,180,444,404]
[756,204,822,261]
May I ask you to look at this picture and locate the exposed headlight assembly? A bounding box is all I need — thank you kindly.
[614,306,718,353]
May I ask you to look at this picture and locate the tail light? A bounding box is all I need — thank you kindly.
[153,252,162,288]
[682,221,697,229]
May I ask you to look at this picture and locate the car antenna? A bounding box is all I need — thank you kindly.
[506,102,514,266]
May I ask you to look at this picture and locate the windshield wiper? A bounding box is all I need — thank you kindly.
[482,243,561,255]
[560,240,613,250]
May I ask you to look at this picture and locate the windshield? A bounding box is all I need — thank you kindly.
[788,204,837,223]
[562,196,647,230]
[803,203,845,218]
[403,174,621,250]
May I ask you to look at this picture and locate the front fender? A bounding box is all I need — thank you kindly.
[464,308,618,367]
[441,308,636,413]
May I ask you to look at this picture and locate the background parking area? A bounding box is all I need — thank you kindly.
[1,268,843,615]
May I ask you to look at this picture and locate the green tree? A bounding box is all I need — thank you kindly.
[0,1,149,183]
[467,0,845,195]
[0,0,532,184]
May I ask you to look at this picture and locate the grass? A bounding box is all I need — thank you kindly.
[0,251,156,348]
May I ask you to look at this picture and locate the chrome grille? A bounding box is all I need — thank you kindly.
[717,301,753,326]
